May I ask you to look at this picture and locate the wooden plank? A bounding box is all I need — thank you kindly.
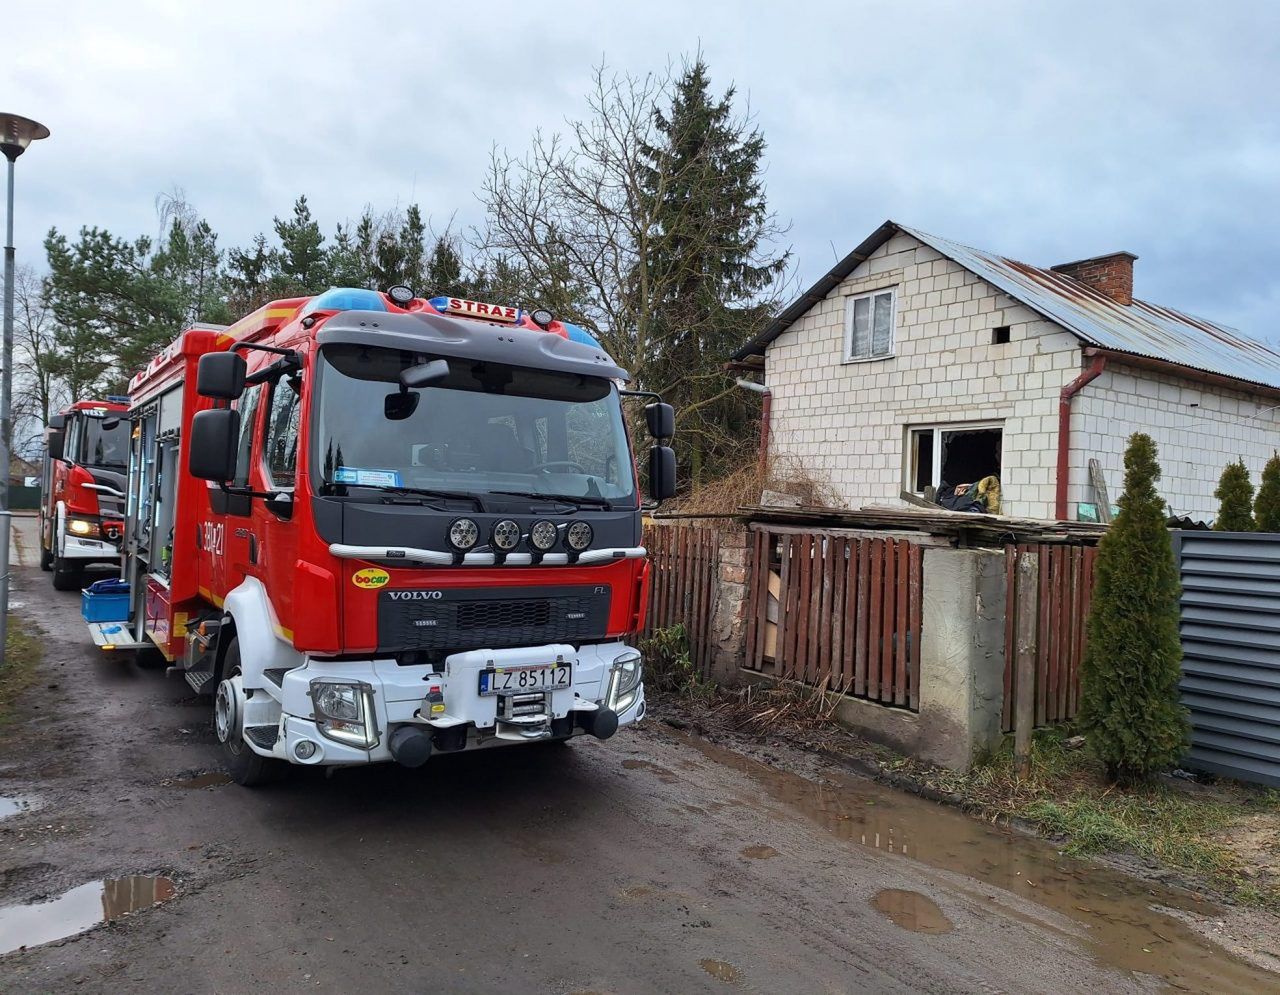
[1036,545,1051,726]
[880,539,898,702]
[1002,544,1017,732]
[1089,458,1112,524]
[744,530,759,668]
[907,541,922,710]
[816,537,835,687]
[894,540,909,707]
[1014,551,1040,777]
[841,538,857,691]
[777,535,794,679]
[866,539,883,699]
[830,538,848,693]
[1046,546,1061,723]
[1066,546,1083,719]
[1055,546,1070,720]
[702,531,717,674]
[795,535,814,681]
[854,538,871,697]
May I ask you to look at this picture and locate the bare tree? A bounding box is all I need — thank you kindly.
[10,265,67,458]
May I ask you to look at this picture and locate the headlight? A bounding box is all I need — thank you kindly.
[308,679,379,749]
[492,519,520,551]
[529,519,558,551]
[607,651,643,713]
[566,521,593,551]
[68,517,97,538]
[448,518,479,551]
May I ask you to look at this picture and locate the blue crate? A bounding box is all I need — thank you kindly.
[82,578,130,623]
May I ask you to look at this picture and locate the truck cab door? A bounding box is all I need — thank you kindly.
[252,375,303,637]
[208,384,265,596]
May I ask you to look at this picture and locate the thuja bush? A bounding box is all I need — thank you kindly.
[1254,452,1280,532]
[1079,433,1189,785]
[1214,459,1255,531]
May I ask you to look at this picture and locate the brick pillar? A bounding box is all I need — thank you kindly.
[710,528,749,683]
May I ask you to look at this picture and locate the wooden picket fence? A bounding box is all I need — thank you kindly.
[744,527,923,710]
[1002,543,1098,733]
[642,524,720,676]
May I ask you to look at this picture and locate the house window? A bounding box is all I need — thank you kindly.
[906,422,1003,495]
[844,288,895,362]
[992,325,1010,345]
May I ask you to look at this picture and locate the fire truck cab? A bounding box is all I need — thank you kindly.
[88,288,675,785]
[40,398,130,590]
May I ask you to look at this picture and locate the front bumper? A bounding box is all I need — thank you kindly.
[254,641,645,766]
[60,532,121,563]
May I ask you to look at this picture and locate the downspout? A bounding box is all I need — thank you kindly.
[1055,353,1107,520]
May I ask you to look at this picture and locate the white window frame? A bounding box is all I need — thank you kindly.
[843,287,896,363]
[904,420,1004,494]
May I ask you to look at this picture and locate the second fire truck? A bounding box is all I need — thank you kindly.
[85,287,674,785]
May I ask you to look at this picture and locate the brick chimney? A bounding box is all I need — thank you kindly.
[1050,251,1137,305]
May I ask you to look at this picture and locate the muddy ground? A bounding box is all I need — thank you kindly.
[1,515,1278,994]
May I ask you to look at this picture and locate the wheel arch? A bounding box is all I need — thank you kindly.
[214,576,303,686]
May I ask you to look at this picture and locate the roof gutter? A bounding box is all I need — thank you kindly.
[1056,353,1107,521]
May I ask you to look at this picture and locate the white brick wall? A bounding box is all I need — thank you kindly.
[1071,362,1280,522]
[763,231,1279,523]
[765,232,1080,519]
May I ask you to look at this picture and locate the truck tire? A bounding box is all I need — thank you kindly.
[215,638,285,787]
[51,555,80,592]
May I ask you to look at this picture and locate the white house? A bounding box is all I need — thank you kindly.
[731,221,1280,522]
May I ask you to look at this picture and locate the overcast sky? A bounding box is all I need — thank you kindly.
[6,1,1279,340]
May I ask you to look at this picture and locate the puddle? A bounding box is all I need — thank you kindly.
[171,772,232,789]
[872,888,954,934]
[739,844,778,860]
[699,958,740,983]
[0,795,39,820]
[0,876,175,954]
[674,731,1279,992]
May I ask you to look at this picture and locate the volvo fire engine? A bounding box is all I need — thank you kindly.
[85,287,675,785]
[40,398,130,589]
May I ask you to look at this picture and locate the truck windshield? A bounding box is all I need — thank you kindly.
[314,344,636,504]
[80,415,128,470]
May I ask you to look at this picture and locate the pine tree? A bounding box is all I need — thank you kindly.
[1079,433,1189,785]
[1214,459,1255,531]
[271,195,327,291]
[1254,453,1280,532]
[637,58,789,486]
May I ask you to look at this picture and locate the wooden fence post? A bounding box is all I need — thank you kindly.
[1014,550,1040,778]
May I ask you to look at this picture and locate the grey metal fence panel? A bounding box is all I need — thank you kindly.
[1173,531,1280,788]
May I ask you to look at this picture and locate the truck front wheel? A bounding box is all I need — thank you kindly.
[51,554,80,591]
[215,638,285,787]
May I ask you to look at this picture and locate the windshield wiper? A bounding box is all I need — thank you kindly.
[322,482,486,510]
[487,489,613,510]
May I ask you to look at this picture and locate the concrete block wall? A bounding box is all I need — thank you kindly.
[1070,361,1280,523]
[764,232,1081,519]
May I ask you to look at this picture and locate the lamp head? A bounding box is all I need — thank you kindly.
[0,114,50,162]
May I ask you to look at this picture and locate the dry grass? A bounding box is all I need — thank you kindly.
[0,614,43,731]
[661,452,842,521]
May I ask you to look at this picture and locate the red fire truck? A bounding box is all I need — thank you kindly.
[40,398,131,589]
[84,287,675,785]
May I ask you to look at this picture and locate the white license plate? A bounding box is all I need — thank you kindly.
[478,664,571,696]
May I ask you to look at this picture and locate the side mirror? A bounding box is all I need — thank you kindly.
[46,429,65,462]
[645,402,674,440]
[400,359,450,389]
[188,408,240,481]
[265,491,294,520]
[48,414,65,430]
[384,391,420,420]
[197,352,247,400]
[648,445,677,501]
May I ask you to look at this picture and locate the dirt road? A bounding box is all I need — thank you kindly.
[1,515,1276,993]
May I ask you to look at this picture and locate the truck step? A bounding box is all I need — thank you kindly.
[244,725,280,750]
[184,670,216,695]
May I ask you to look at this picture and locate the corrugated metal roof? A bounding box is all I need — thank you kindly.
[735,220,1280,392]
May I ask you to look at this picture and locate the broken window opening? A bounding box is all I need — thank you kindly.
[906,422,1003,512]
[992,325,1011,344]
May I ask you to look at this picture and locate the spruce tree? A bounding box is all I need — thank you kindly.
[1254,453,1280,532]
[1079,433,1188,785]
[1214,459,1255,531]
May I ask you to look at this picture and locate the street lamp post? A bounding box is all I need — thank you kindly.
[0,113,50,668]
